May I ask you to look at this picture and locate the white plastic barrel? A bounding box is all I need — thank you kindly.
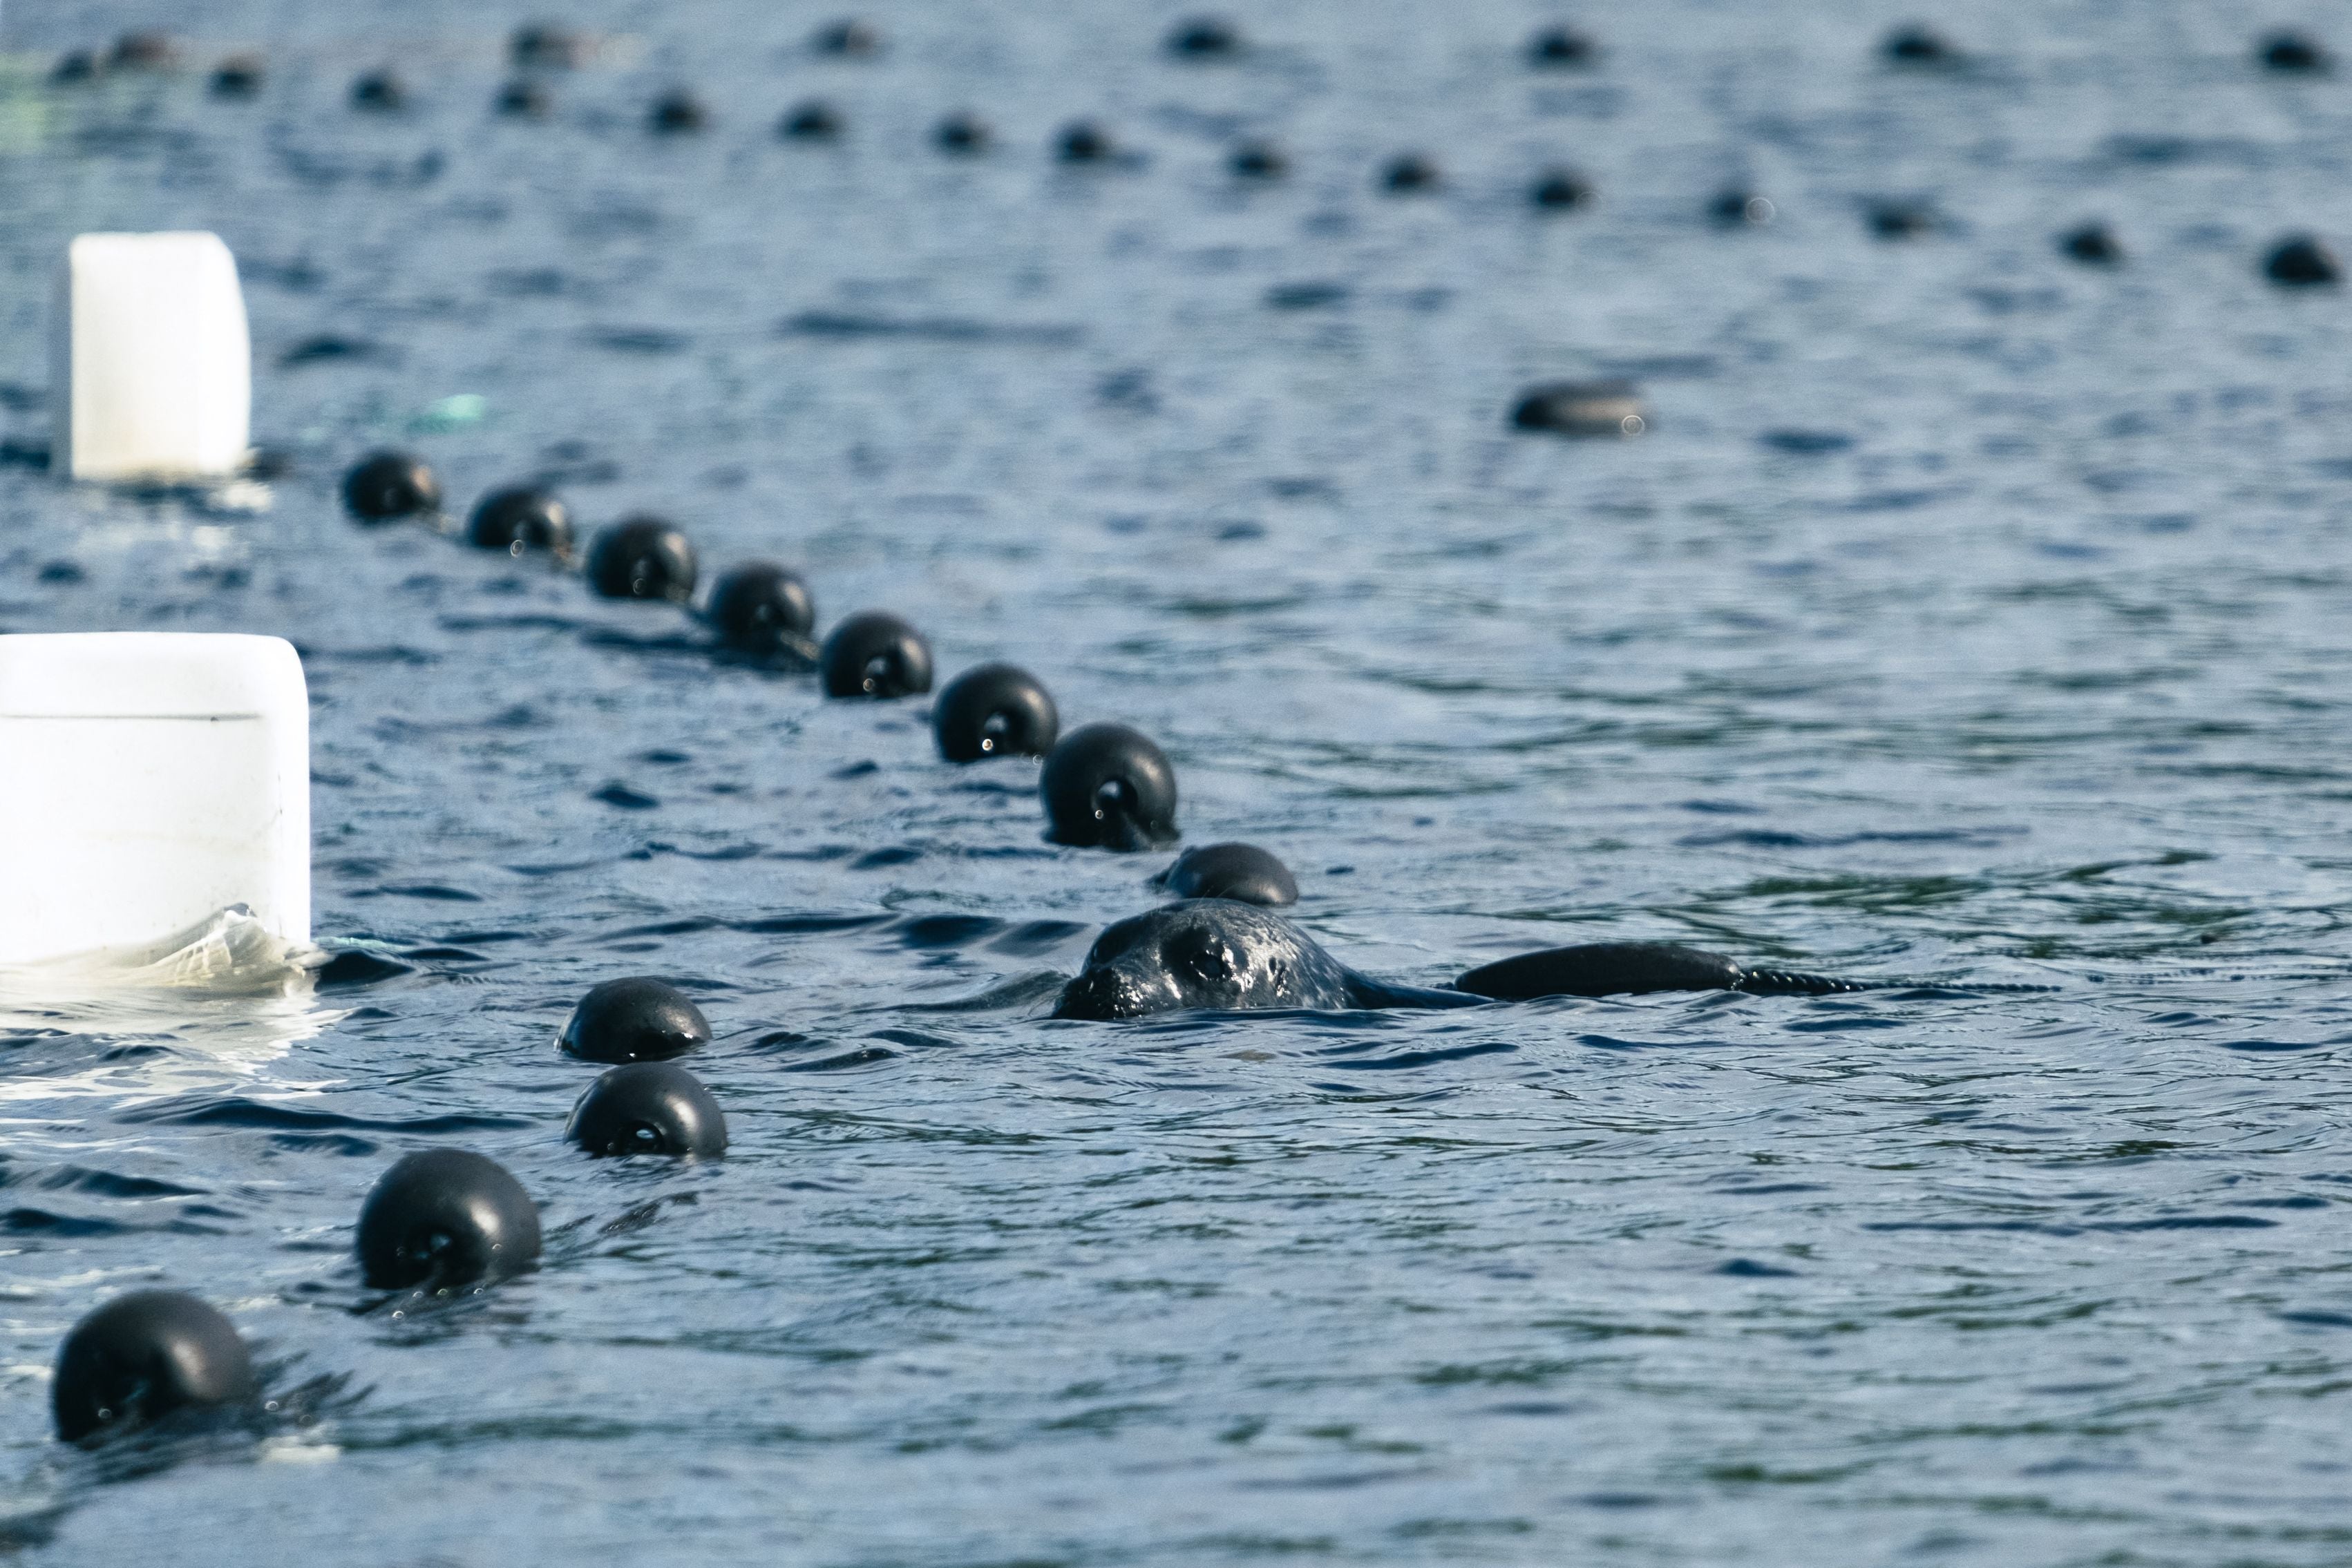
[0,634,310,964]
[50,232,252,481]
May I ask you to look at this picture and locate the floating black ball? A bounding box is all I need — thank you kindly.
[819,611,934,699]
[1230,139,1287,178]
[2266,234,2341,286]
[209,55,264,98]
[111,32,178,70]
[342,450,439,523]
[781,99,843,140]
[1167,17,1240,57]
[708,562,817,655]
[567,1062,728,1158]
[586,517,697,602]
[50,51,103,85]
[1041,723,1179,850]
[815,19,882,56]
[650,89,707,133]
[1882,25,1955,64]
[1156,842,1298,906]
[2060,222,2123,265]
[1867,200,1936,240]
[496,78,552,118]
[1528,26,1597,66]
[1381,153,1441,193]
[2261,32,2328,73]
[355,1149,542,1291]
[352,69,406,111]
[1512,380,1649,438]
[467,487,571,556]
[52,1292,255,1444]
[935,111,991,153]
[1058,121,1115,162]
[560,977,712,1064]
[512,23,591,68]
[933,663,1059,763]
[1532,167,1595,209]
[1710,188,1773,225]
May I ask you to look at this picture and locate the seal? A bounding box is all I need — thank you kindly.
[52,1291,255,1444]
[1051,900,1868,1020]
[343,450,440,522]
[568,1062,728,1157]
[561,977,712,1063]
[356,1149,541,1291]
[934,663,1059,761]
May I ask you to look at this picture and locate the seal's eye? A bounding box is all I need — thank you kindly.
[1166,932,1235,986]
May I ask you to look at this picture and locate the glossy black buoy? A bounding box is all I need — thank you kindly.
[586,517,697,602]
[781,99,843,140]
[707,562,817,656]
[650,89,707,133]
[1882,24,1956,64]
[497,78,552,118]
[1710,188,1774,225]
[352,69,406,111]
[1041,723,1179,850]
[819,611,934,698]
[933,663,1059,762]
[560,977,712,1064]
[466,487,571,557]
[50,51,103,85]
[1167,16,1241,57]
[1512,380,1649,437]
[110,32,178,70]
[209,54,265,99]
[1528,26,1597,66]
[1868,200,1937,240]
[2266,233,2341,286]
[2261,31,2329,73]
[1231,139,1287,178]
[1532,167,1595,209]
[512,23,592,68]
[52,1292,255,1444]
[1058,121,1116,163]
[1155,841,1298,906]
[815,19,882,56]
[1381,153,1441,193]
[342,450,439,523]
[567,1062,728,1158]
[935,111,991,153]
[2060,222,2123,265]
[355,1149,541,1291]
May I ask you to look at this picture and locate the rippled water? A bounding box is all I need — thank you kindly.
[6,1,2352,1562]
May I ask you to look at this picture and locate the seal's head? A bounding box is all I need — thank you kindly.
[1052,899,1357,1020]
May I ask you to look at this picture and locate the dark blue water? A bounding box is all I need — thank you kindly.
[7,2,2352,1562]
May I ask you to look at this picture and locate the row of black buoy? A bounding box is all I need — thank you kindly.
[341,448,1186,850]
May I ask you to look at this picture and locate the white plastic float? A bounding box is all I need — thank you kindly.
[50,231,252,481]
[0,633,310,969]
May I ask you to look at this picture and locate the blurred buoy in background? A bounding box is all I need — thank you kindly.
[2060,221,2123,265]
[819,612,934,698]
[352,69,406,111]
[2265,233,2341,285]
[586,517,697,601]
[650,89,708,133]
[343,450,439,522]
[708,562,817,657]
[1512,379,1649,437]
[934,111,991,153]
[466,486,571,557]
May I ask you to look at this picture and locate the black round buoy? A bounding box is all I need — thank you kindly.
[586,517,697,602]
[1882,24,1956,64]
[1041,723,1179,850]
[781,99,843,140]
[1381,153,1441,193]
[2266,233,2341,286]
[707,562,817,656]
[110,31,178,70]
[496,78,552,118]
[2060,222,2123,265]
[342,451,439,523]
[512,23,591,68]
[209,54,265,98]
[1528,26,1597,66]
[560,977,712,1064]
[567,1062,728,1158]
[1167,16,1241,57]
[1156,841,1298,906]
[2261,31,2329,73]
[934,111,991,153]
[1867,200,1936,240]
[933,663,1059,763]
[1532,167,1595,209]
[466,487,571,557]
[50,51,103,85]
[650,89,707,133]
[1230,139,1287,178]
[52,1292,255,1444]
[1057,121,1115,162]
[352,68,406,111]
[1512,380,1649,438]
[355,1149,541,1291]
[1709,188,1774,225]
[815,19,882,56]
[819,612,933,698]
